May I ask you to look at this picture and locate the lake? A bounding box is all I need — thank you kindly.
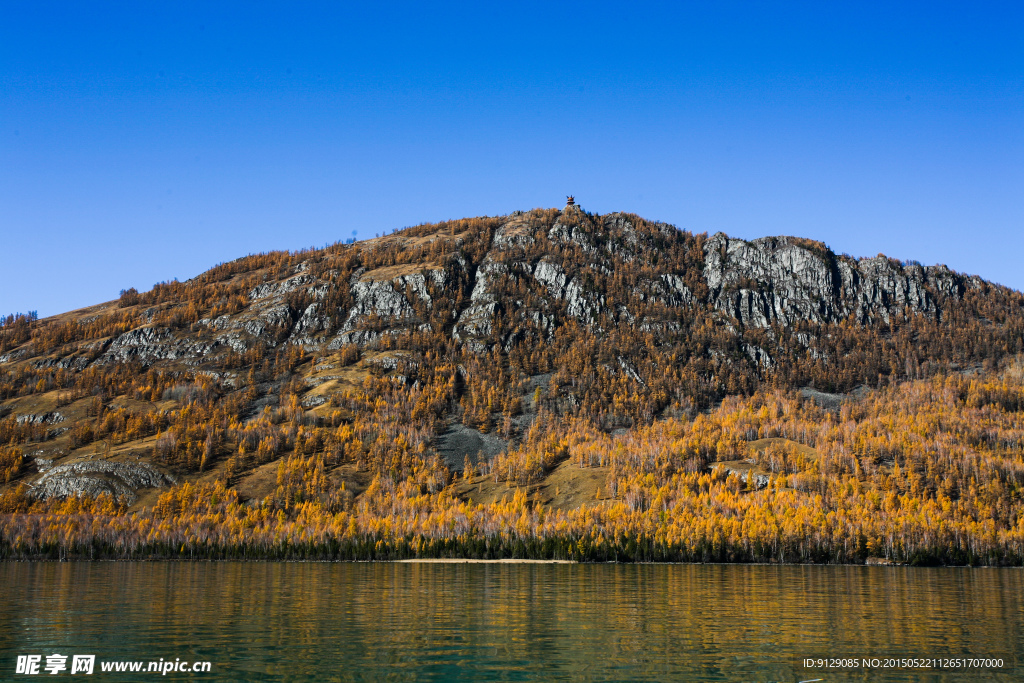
[1,562,1020,681]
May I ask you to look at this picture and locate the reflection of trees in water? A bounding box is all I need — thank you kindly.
[4,563,1018,680]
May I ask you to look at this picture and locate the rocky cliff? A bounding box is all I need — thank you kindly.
[22,204,994,373]
[703,233,975,328]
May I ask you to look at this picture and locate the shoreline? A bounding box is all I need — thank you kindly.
[396,558,575,564]
[1,556,1019,567]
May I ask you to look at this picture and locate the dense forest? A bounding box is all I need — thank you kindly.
[1,205,1023,563]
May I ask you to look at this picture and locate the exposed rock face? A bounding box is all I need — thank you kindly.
[2,206,1000,377]
[800,387,847,412]
[703,233,969,328]
[712,461,771,490]
[435,424,508,471]
[16,412,65,425]
[455,212,645,347]
[289,303,331,347]
[549,220,598,255]
[651,275,693,307]
[0,350,27,363]
[453,255,507,344]
[532,259,598,324]
[364,351,419,372]
[248,272,319,302]
[29,461,177,504]
[325,264,453,347]
[98,326,219,365]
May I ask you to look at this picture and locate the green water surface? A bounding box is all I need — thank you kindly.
[1,562,1020,681]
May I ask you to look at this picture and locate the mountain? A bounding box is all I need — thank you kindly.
[2,202,1024,564]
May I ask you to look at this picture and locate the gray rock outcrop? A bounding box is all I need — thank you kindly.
[30,461,177,504]
[703,233,968,328]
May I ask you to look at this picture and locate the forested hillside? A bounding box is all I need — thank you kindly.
[2,202,1023,563]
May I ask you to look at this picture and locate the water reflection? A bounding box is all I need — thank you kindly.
[1,563,1020,681]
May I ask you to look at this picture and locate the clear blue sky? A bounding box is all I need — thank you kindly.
[2,2,1021,317]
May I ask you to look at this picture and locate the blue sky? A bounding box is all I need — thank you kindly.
[2,2,1022,317]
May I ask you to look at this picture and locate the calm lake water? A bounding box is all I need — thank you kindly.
[1,562,1021,681]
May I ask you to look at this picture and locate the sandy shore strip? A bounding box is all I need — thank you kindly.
[397,558,576,564]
